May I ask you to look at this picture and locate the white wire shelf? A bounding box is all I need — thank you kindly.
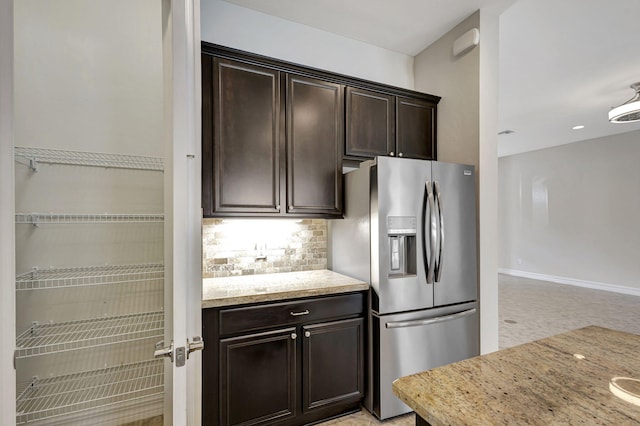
[16,263,164,291]
[16,311,164,358]
[15,213,165,225]
[16,359,163,425]
[14,146,164,172]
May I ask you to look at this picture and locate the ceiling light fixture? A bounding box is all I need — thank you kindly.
[609,82,640,123]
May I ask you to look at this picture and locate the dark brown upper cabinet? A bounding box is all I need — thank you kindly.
[202,56,281,215]
[396,96,437,160]
[345,87,395,158]
[286,75,343,216]
[202,46,343,218]
[345,87,438,161]
[202,43,440,217]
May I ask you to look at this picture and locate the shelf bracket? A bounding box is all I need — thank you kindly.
[28,157,39,172]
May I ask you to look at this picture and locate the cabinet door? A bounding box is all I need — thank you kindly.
[396,96,437,160]
[203,56,282,216]
[345,87,395,159]
[219,328,297,426]
[302,317,364,412]
[286,75,343,216]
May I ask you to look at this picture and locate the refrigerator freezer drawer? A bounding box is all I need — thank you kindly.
[367,302,479,420]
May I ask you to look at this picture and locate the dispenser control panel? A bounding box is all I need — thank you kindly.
[387,216,417,277]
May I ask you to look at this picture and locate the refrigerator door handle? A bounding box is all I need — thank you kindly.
[434,180,444,282]
[385,308,477,329]
[423,181,436,284]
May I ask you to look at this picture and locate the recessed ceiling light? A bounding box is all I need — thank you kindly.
[572,125,585,130]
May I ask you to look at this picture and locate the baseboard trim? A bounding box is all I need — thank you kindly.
[498,268,640,297]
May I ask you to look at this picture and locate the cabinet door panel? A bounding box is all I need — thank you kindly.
[345,87,395,159]
[219,328,297,425]
[209,57,281,215]
[396,96,436,160]
[302,318,364,412]
[286,75,343,216]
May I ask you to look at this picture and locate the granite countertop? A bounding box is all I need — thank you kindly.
[392,326,640,425]
[202,269,368,308]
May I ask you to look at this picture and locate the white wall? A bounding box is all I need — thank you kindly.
[14,0,164,156]
[499,130,640,295]
[200,0,414,89]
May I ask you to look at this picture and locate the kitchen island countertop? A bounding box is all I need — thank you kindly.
[392,325,640,425]
[202,269,368,308]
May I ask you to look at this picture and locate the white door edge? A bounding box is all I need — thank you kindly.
[164,0,202,425]
[0,0,16,424]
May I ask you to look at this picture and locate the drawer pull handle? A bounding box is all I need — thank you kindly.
[290,310,310,316]
[291,333,297,340]
[305,331,311,338]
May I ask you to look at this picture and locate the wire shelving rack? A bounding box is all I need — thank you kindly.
[15,311,164,358]
[15,213,165,225]
[15,359,164,425]
[14,146,164,172]
[16,263,164,291]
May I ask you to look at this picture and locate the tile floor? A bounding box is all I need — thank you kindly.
[317,273,640,425]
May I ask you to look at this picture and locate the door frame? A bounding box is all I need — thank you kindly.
[164,0,203,424]
[0,0,16,424]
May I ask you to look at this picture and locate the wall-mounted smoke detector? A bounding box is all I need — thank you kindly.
[609,82,640,123]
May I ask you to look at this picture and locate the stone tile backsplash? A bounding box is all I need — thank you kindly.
[202,219,328,278]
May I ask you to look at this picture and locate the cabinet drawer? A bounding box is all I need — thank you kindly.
[219,293,364,336]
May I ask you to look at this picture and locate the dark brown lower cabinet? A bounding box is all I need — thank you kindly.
[303,318,364,412]
[220,328,297,425]
[203,292,365,426]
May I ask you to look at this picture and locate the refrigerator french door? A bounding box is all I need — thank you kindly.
[7,1,202,425]
[329,156,479,420]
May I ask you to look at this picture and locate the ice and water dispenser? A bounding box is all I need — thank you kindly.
[387,216,417,277]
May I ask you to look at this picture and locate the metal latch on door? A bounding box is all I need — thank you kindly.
[155,337,204,367]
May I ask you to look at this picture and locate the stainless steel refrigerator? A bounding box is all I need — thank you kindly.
[329,156,479,420]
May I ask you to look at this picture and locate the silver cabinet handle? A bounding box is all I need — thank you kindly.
[398,152,403,157]
[305,331,311,338]
[434,180,444,282]
[386,308,477,329]
[424,181,436,284]
[290,310,309,316]
[291,333,297,340]
[275,204,280,210]
[389,151,395,156]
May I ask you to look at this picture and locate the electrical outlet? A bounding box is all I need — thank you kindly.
[255,243,267,260]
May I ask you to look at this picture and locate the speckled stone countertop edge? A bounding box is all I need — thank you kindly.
[202,269,369,308]
[391,326,640,426]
